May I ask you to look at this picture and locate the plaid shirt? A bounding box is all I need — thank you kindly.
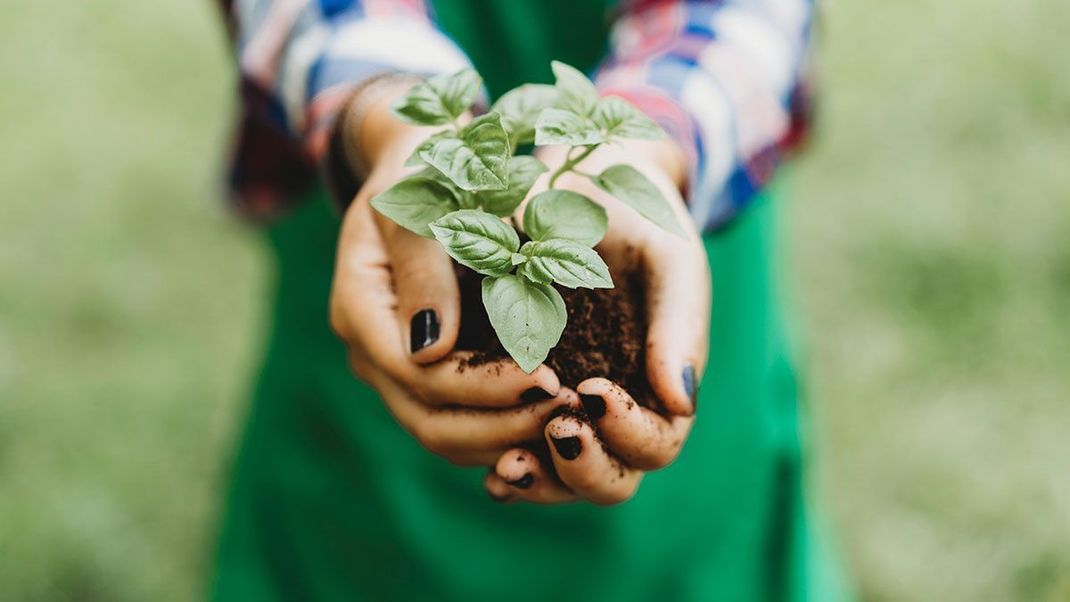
[218,0,814,231]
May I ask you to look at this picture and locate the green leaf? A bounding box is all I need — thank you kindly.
[476,156,547,217]
[482,274,567,373]
[490,84,558,146]
[518,239,613,289]
[405,131,450,167]
[392,68,482,126]
[409,167,475,206]
[428,209,520,276]
[591,165,687,237]
[534,108,604,147]
[404,150,425,167]
[419,113,511,191]
[591,97,665,141]
[551,61,598,116]
[523,190,607,247]
[369,176,458,238]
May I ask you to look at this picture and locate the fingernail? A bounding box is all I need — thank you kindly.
[551,435,581,460]
[507,473,534,489]
[520,387,554,404]
[682,365,697,412]
[410,309,439,353]
[580,394,606,420]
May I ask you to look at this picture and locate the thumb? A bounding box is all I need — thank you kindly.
[380,219,462,364]
[643,239,711,416]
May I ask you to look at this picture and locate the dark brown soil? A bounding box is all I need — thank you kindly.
[455,262,658,410]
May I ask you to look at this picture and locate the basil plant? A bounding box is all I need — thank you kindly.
[371,62,685,373]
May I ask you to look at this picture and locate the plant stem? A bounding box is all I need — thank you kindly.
[548,145,597,188]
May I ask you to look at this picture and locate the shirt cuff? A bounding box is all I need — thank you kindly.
[290,20,473,211]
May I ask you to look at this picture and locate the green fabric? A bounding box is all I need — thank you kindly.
[211,1,851,600]
[430,0,615,97]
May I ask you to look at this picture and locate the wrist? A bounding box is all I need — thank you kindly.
[616,138,689,191]
[338,74,427,178]
[536,139,688,193]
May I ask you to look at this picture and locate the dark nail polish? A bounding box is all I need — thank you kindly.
[507,473,534,489]
[682,365,697,411]
[551,435,581,460]
[580,394,606,420]
[410,309,439,353]
[520,387,554,404]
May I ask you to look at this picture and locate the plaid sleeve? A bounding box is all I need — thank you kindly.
[594,0,816,232]
[219,0,473,217]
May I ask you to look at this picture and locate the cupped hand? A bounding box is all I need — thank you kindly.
[329,90,573,467]
[485,378,693,504]
[485,139,710,503]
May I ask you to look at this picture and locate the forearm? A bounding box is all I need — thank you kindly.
[331,76,427,203]
[595,0,816,231]
[221,1,475,203]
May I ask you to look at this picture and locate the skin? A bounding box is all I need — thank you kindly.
[330,83,711,499]
[486,140,709,504]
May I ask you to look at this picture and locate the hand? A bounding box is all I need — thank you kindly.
[484,139,710,503]
[484,378,693,504]
[329,87,572,467]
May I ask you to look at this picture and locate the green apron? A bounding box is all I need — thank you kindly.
[211,1,850,600]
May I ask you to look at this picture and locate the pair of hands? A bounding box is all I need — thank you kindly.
[328,87,711,505]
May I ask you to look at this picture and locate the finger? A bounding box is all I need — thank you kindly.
[330,199,395,344]
[333,200,434,378]
[408,353,560,408]
[379,379,581,459]
[544,413,643,506]
[379,217,462,364]
[333,207,560,408]
[577,378,693,470]
[483,472,518,504]
[494,448,577,504]
[642,237,711,416]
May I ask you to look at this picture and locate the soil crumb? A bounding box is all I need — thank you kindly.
[455,264,658,410]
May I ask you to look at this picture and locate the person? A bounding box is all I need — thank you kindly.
[211,0,850,600]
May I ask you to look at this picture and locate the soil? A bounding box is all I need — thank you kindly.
[454,260,659,410]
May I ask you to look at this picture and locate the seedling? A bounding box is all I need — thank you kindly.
[371,62,684,373]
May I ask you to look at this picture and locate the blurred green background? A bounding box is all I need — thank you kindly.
[1,1,1068,600]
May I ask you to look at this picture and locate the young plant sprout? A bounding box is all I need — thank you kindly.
[371,61,685,373]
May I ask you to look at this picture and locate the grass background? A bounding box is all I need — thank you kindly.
[1,1,1067,600]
